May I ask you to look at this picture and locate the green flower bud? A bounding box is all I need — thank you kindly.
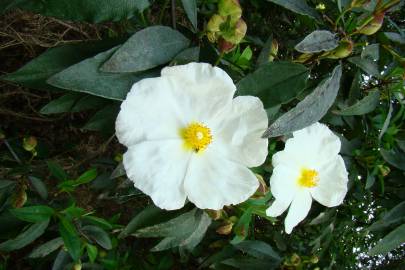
[73,263,82,270]
[23,136,37,152]
[325,39,353,59]
[218,0,242,23]
[216,222,233,235]
[269,39,278,62]
[207,14,226,42]
[221,18,247,45]
[219,39,236,53]
[206,209,224,220]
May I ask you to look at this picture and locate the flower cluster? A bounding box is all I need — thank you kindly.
[116,62,349,233]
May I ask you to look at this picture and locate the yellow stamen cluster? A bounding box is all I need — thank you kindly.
[181,122,212,152]
[297,168,319,188]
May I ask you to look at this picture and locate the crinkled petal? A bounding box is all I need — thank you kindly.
[183,149,259,210]
[161,63,236,123]
[266,199,291,217]
[211,96,268,168]
[311,155,348,207]
[285,190,312,234]
[123,140,191,210]
[116,77,186,147]
[269,164,300,203]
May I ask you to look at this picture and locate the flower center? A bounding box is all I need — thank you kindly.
[297,168,319,188]
[181,122,212,152]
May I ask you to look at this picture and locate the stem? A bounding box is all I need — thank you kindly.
[4,140,22,164]
[214,51,225,66]
[335,7,352,27]
[158,0,170,25]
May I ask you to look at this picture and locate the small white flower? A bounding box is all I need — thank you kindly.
[116,63,268,210]
[266,122,348,234]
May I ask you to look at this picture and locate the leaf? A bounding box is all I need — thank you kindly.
[40,93,81,114]
[70,95,108,112]
[83,216,113,231]
[81,225,112,250]
[361,44,379,61]
[295,30,338,53]
[231,207,253,245]
[86,244,98,263]
[333,90,380,116]
[82,104,120,132]
[263,65,342,138]
[101,26,190,73]
[221,257,279,270]
[52,250,71,270]
[384,32,405,45]
[348,57,380,78]
[4,0,150,23]
[28,237,64,258]
[181,0,197,30]
[369,201,405,231]
[48,47,158,101]
[0,180,15,189]
[171,47,200,65]
[135,208,211,252]
[46,161,68,181]
[379,102,393,140]
[234,240,281,262]
[267,0,319,19]
[110,162,126,180]
[28,176,48,199]
[0,219,49,251]
[75,168,97,185]
[368,224,405,256]
[1,40,122,90]
[237,61,309,108]
[10,205,54,222]
[380,148,405,170]
[59,218,81,262]
[257,35,273,67]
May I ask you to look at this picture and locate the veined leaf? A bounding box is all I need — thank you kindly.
[59,218,81,262]
[234,240,281,262]
[295,30,338,53]
[181,0,197,30]
[267,0,319,19]
[333,90,380,116]
[82,225,112,250]
[380,148,405,170]
[10,205,54,223]
[28,237,64,258]
[368,224,405,256]
[40,93,82,115]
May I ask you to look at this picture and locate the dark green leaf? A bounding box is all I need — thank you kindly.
[348,57,380,78]
[234,240,281,262]
[40,93,81,114]
[361,44,379,61]
[59,218,81,262]
[263,65,342,137]
[0,180,15,190]
[333,90,380,115]
[380,148,405,170]
[48,47,158,101]
[110,162,126,180]
[83,216,113,231]
[368,224,405,256]
[0,219,49,251]
[46,161,68,181]
[101,26,190,73]
[257,35,273,67]
[52,250,71,270]
[86,244,98,263]
[28,176,48,199]
[237,61,309,108]
[135,208,211,252]
[181,0,197,30]
[231,207,253,245]
[171,47,200,65]
[1,40,122,90]
[267,0,319,19]
[70,95,107,112]
[295,30,338,53]
[384,32,405,45]
[10,205,54,222]
[221,257,278,270]
[28,237,64,258]
[82,225,112,250]
[4,0,150,23]
[369,201,405,231]
[82,104,120,132]
[75,168,97,185]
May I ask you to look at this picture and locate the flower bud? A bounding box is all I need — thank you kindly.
[378,164,390,177]
[23,136,37,152]
[252,174,269,198]
[207,14,225,42]
[114,153,123,163]
[216,221,233,235]
[357,13,384,35]
[351,0,370,8]
[325,39,353,59]
[218,0,242,23]
[0,130,5,140]
[310,255,319,264]
[73,263,82,270]
[219,39,236,53]
[206,209,224,220]
[290,253,301,266]
[269,39,278,62]
[12,186,27,208]
[316,3,326,10]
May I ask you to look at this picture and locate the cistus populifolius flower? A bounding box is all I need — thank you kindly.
[116,62,268,210]
[266,122,348,234]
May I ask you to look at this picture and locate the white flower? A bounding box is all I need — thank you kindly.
[116,63,268,210]
[266,122,348,234]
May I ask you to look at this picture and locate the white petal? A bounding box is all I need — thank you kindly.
[183,149,259,210]
[311,155,348,207]
[123,140,191,210]
[275,122,341,169]
[211,96,268,168]
[116,77,186,147]
[285,190,312,234]
[269,164,300,205]
[161,63,236,123]
[266,199,291,217]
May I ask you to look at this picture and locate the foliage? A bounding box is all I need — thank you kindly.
[0,0,404,269]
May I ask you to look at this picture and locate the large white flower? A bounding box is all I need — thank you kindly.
[266,122,348,234]
[116,62,268,210]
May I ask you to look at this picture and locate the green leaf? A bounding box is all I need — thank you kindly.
[82,104,120,132]
[333,90,380,115]
[52,250,71,270]
[171,47,200,65]
[1,40,122,90]
[380,148,405,170]
[234,240,281,262]
[101,26,190,73]
[369,201,405,231]
[384,32,405,45]
[267,0,319,19]
[70,95,107,112]
[257,35,273,67]
[82,225,112,250]
[40,93,81,115]
[181,0,197,30]
[361,44,379,61]
[348,57,380,78]
[0,219,49,251]
[263,65,342,137]
[0,180,15,190]
[75,168,97,185]
[86,244,98,263]
[10,205,54,222]
[47,47,158,101]
[28,237,64,258]
[46,161,68,181]
[368,224,405,256]
[221,257,278,270]
[4,0,150,23]
[237,61,309,108]
[231,207,253,245]
[28,176,48,199]
[295,30,338,53]
[59,218,81,262]
[83,216,113,231]
[135,208,211,252]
